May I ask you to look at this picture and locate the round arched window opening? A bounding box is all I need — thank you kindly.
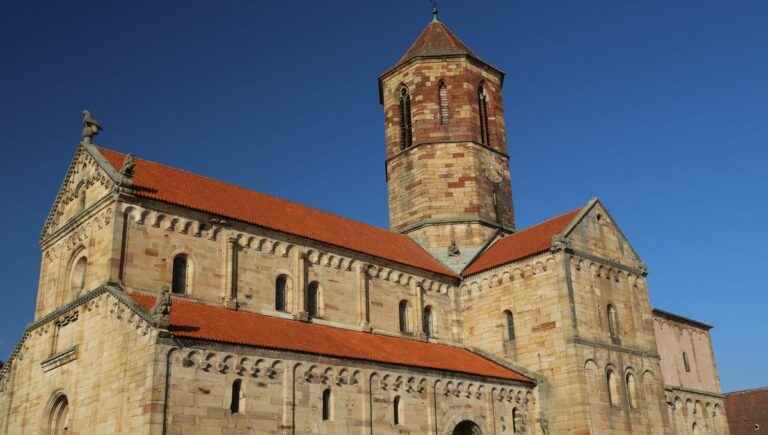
[48,394,70,435]
[70,256,87,299]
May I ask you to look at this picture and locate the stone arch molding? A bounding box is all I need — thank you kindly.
[443,414,489,435]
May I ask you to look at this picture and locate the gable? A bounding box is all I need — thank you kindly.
[561,199,644,268]
[41,144,129,242]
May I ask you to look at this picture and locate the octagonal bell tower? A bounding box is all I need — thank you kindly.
[379,13,515,272]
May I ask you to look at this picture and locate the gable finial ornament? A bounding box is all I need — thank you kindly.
[448,240,461,257]
[81,110,103,144]
[121,154,136,178]
[151,291,172,329]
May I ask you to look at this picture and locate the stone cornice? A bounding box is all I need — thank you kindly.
[40,195,115,249]
[569,336,660,359]
[568,248,647,277]
[665,385,726,400]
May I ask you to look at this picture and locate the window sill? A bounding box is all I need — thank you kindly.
[41,345,78,372]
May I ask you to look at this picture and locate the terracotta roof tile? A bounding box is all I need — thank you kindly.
[130,293,532,384]
[463,209,581,276]
[96,147,455,277]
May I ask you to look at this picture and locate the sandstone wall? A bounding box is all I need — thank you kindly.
[119,201,456,341]
[158,343,538,435]
[653,316,721,394]
[0,291,157,434]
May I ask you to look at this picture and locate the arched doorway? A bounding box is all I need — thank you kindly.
[453,420,482,435]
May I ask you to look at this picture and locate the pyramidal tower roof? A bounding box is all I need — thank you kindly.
[394,17,477,67]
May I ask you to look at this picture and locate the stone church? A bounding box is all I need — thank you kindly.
[0,12,729,435]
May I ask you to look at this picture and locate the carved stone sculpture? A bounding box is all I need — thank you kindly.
[121,154,135,178]
[81,110,103,143]
[151,291,172,328]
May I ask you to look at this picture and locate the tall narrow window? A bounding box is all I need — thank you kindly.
[70,256,87,298]
[478,84,490,145]
[438,81,449,125]
[172,254,188,295]
[393,395,402,425]
[607,304,619,338]
[625,372,638,408]
[682,351,691,373]
[306,281,319,318]
[512,407,519,433]
[399,300,410,334]
[607,368,620,407]
[322,388,332,421]
[422,305,433,338]
[230,379,242,414]
[78,188,86,212]
[275,275,287,312]
[504,310,515,341]
[399,87,413,149]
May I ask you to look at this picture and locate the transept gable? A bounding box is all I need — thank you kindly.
[0,284,155,392]
[40,144,129,243]
[559,198,645,271]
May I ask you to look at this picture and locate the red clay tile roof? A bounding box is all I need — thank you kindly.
[726,387,768,435]
[96,147,455,277]
[463,209,581,276]
[395,20,477,68]
[130,292,532,384]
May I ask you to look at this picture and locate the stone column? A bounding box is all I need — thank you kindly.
[223,235,238,309]
[415,281,426,338]
[293,251,308,320]
[357,263,371,329]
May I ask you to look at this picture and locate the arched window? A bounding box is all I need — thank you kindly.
[306,281,319,318]
[78,188,86,212]
[682,351,691,372]
[504,310,515,341]
[275,275,287,312]
[322,388,332,421]
[477,83,490,145]
[393,395,402,425]
[422,305,433,338]
[438,81,449,125]
[70,256,87,298]
[230,379,242,414]
[625,372,638,408]
[607,368,620,407]
[172,254,188,295]
[607,304,619,338]
[48,394,70,435]
[399,87,413,149]
[399,300,410,334]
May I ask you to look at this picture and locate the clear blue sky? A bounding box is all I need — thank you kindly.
[1,1,765,392]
